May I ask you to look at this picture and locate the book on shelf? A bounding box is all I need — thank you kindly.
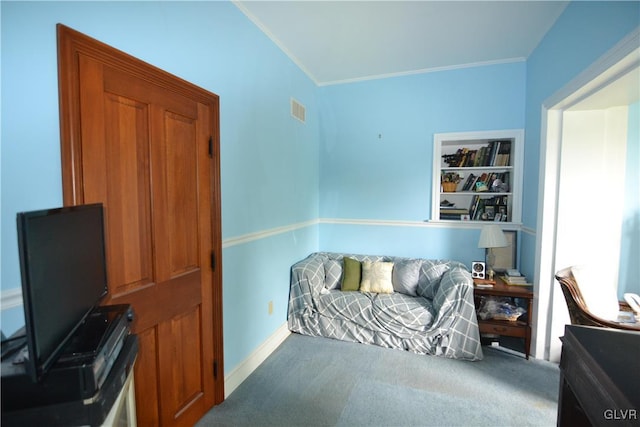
[496,141,511,166]
[468,195,480,219]
[501,275,531,286]
[440,207,469,213]
[440,207,470,220]
[465,195,509,221]
[474,283,494,289]
[461,173,476,191]
[473,147,485,167]
[442,140,513,168]
[487,140,499,166]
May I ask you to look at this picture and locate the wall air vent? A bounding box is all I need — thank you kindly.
[290,98,306,123]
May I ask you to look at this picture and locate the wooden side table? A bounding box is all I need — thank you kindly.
[473,277,534,359]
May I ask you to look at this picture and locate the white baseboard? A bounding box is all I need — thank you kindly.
[224,323,291,398]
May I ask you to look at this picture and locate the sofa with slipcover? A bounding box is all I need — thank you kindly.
[287,252,483,361]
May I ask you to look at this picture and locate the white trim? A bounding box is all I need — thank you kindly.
[322,218,432,228]
[222,219,318,248]
[543,28,640,110]
[521,226,536,237]
[1,288,23,311]
[534,27,640,361]
[222,218,525,251]
[320,217,522,231]
[224,323,291,398]
[534,107,563,361]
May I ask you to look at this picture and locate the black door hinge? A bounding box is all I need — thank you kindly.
[208,136,213,158]
[213,360,218,379]
[211,251,215,271]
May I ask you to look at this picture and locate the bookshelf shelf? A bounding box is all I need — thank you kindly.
[432,129,524,224]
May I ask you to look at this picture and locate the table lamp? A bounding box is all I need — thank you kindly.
[478,224,508,280]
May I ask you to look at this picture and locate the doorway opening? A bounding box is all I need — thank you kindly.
[534,30,639,362]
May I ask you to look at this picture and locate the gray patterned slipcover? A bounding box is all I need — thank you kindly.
[287,252,483,361]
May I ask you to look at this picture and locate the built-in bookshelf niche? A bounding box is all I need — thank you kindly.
[431,129,524,224]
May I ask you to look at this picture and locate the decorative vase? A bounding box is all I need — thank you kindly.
[442,182,457,192]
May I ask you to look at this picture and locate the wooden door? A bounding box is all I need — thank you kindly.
[57,25,224,426]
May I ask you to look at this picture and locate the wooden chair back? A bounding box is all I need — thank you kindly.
[554,267,639,331]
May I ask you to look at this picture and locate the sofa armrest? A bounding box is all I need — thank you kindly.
[429,266,482,359]
[431,266,476,327]
[287,253,326,318]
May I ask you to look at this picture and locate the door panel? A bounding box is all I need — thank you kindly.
[103,93,154,295]
[159,307,204,423]
[57,25,223,426]
[135,328,160,425]
[164,111,199,276]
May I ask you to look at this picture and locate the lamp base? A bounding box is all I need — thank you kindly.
[486,249,497,280]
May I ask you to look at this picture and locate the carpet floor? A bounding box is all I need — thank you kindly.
[196,333,560,427]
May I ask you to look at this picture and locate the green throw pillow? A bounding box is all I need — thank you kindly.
[341,257,361,291]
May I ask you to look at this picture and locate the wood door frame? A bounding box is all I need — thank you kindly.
[56,24,224,405]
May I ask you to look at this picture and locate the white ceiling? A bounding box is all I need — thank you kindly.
[234,1,570,86]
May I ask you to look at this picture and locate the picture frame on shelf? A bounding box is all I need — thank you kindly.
[491,230,517,273]
[484,205,495,220]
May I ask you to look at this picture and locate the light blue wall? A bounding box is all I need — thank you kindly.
[2,0,638,373]
[520,1,640,278]
[0,1,320,375]
[319,64,526,221]
[319,223,492,269]
[318,62,526,262]
[223,227,317,371]
[317,1,639,283]
[619,101,640,298]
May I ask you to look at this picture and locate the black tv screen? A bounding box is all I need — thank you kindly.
[17,203,108,382]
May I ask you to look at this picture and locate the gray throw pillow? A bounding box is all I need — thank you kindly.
[392,259,421,296]
[324,259,342,290]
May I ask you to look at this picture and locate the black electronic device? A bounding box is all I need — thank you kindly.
[2,333,139,427]
[1,304,133,412]
[16,203,108,383]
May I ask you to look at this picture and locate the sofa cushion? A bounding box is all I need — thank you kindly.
[372,293,434,333]
[360,261,394,294]
[392,259,421,296]
[317,291,374,325]
[341,257,362,291]
[324,259,342,290]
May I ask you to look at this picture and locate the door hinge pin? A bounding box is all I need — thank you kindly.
[208,136,213,158]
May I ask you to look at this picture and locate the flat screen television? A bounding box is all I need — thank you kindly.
[17,203,108,382]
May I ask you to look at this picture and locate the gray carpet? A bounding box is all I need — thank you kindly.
[196,333,559,427]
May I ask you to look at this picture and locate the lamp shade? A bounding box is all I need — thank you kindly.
[478,224,508,248]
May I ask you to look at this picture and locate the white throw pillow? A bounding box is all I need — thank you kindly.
[360,261,394,294]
